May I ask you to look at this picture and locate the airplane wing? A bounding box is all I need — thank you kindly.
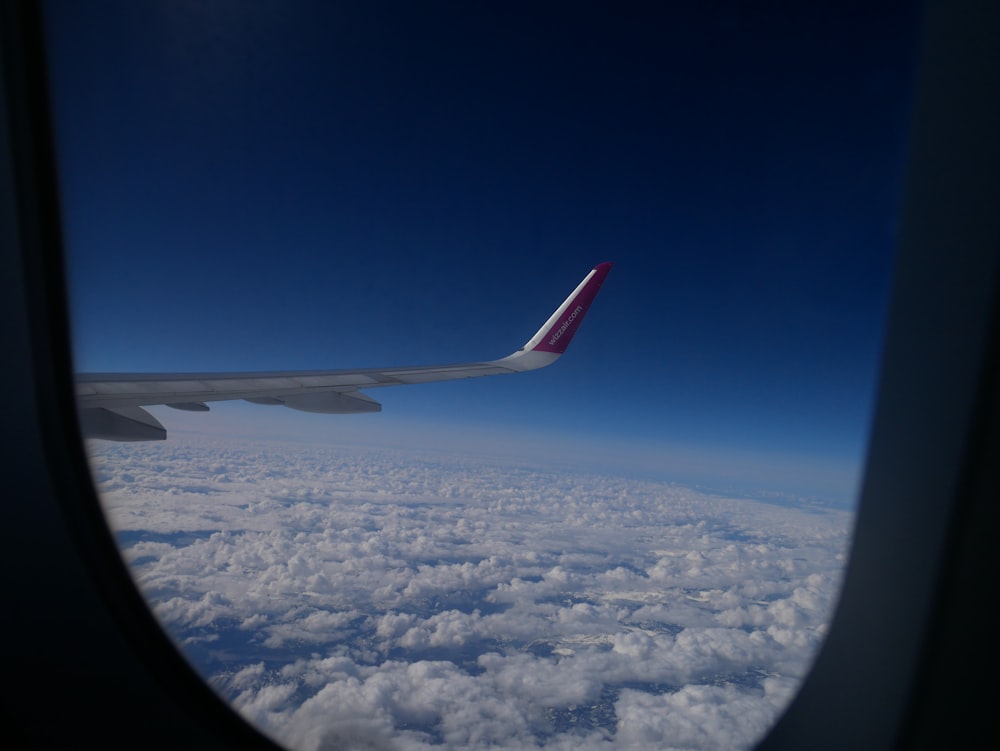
[76,262,613,441]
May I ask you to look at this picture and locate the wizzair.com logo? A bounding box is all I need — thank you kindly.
[548,305,584,346]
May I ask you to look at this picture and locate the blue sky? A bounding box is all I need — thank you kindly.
[45,1,920,503]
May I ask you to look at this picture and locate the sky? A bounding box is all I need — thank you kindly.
[44,1,921,504]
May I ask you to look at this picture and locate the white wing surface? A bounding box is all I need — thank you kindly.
[76,263,613,440]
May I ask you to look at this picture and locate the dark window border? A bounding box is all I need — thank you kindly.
[1,1,997,749]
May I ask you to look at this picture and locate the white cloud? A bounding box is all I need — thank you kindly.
[87,434,852,750]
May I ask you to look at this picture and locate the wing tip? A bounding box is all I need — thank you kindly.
[529,261,613,355]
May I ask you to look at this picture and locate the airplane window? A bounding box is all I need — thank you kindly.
[44,2,920,749]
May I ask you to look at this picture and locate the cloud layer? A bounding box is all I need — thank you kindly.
[88,435,851,750]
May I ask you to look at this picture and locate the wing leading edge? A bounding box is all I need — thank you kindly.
[76,263,613,441]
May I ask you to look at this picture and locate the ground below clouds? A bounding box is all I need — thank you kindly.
[88,435,851,751]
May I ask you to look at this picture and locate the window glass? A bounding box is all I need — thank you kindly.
[47,2,919,749]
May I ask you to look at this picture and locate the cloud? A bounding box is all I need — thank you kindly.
[87,434,852,750]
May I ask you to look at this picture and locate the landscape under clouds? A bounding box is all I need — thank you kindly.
[87,434,852,751]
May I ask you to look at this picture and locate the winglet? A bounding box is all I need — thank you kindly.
[522,262,613,354]
[492,262,612,372]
